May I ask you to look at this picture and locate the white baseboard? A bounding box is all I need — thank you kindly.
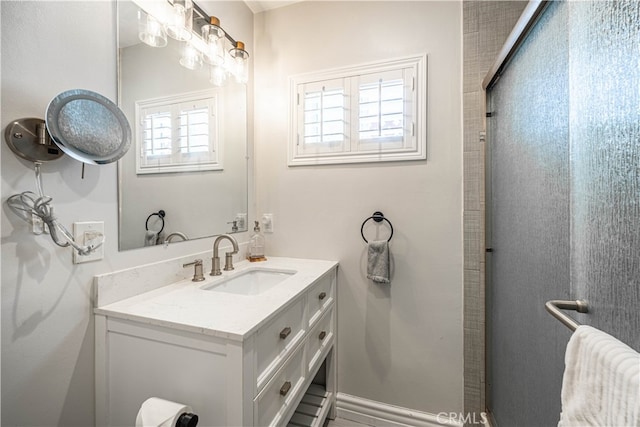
[335,393,463,427]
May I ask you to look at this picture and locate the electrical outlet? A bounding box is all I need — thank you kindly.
[262,213,274,233]
[73,221,105,264]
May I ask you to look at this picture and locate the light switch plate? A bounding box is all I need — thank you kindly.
[73,221,104,264]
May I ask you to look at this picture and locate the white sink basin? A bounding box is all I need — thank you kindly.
[202,268,296,295]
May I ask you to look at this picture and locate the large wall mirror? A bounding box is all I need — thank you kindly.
[117,0,248,251]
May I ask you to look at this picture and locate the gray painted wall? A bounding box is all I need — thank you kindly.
[254,1,464,415]
[1,2,253,425]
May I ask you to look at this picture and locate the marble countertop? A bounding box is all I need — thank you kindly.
[94,257,338,341]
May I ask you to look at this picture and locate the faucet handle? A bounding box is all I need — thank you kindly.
[210,255,221,276]
[227,220,238,233]
[183,259,205,282]
[223,252,235,271]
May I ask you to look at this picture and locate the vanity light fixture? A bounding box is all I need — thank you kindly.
[136,0,249,86]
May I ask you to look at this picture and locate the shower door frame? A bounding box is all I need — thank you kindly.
[481,1,550,423]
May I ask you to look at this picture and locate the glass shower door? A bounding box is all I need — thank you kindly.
[486,1,640,425]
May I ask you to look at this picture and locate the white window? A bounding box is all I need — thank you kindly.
[290,54,427,166]
[135,89,222,174]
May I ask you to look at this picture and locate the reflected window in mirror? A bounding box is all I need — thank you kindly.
[136,90,222,174]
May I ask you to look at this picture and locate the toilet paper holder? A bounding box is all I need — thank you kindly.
[176,412,198,427]
[136,397,199,427]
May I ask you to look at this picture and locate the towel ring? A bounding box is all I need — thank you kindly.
[361,211,393,243]
[145,210,165,234]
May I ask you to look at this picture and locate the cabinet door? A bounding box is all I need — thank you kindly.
[305,307,335,375]
[105,320,231,427]
[256,297,306,391]
[254,344,306,427]
[307,271,335,327]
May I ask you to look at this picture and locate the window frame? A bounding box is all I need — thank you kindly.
[135,89,223,174]
[289,54,427,166]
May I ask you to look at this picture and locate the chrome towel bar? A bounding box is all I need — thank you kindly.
[545,300,589,331]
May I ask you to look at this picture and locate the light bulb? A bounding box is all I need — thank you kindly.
[138,9,167,47]
[165,0,193,41]
[210,65,227,87]
[202,17,225,66]
[229,41,249,84]
[179,41,203,70]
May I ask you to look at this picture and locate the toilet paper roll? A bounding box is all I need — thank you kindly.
[135,397,193,427]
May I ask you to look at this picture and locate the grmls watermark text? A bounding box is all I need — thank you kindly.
[436,412,489,425]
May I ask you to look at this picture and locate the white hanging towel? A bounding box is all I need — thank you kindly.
[558,325,640,427]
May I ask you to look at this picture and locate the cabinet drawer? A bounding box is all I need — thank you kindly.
[256,297,306,392]
[254,344,305,427]
[307,271,335,327]
[305,307,334,374]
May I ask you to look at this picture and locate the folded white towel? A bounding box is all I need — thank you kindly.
[558,325,640,427]
[367,240,390,284]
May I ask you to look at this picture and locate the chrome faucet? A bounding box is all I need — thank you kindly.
[210,234,239,276]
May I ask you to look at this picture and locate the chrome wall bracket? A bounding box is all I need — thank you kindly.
[4,118,64,163]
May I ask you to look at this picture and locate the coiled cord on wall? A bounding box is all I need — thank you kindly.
[6,163,104,256]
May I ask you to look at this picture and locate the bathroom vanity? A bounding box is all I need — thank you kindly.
[94,257,337,427]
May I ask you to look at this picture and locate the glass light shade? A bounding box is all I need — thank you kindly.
[202,22,225,66]
[229,42,249,84]
[137,9,167,47]
[179,41,203,70]
[210,65,227,87]
[165,0,193,41]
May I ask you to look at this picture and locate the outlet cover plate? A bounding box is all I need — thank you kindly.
[262,213,273,233]
[73,221,104,264]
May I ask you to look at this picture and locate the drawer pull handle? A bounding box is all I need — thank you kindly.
[280,381,292,396]
[319,331,327,340]
[279,327,292,340]
[318,292,327,300]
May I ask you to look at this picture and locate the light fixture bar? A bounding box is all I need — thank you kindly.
[134,0,249,84]
[190,0,238,46]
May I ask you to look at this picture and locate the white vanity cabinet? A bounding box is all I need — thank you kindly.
[94,258,337,427]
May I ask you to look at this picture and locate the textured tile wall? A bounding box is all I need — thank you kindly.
[462,1,527,423]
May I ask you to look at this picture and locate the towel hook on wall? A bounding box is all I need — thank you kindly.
[361,211,394,243]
